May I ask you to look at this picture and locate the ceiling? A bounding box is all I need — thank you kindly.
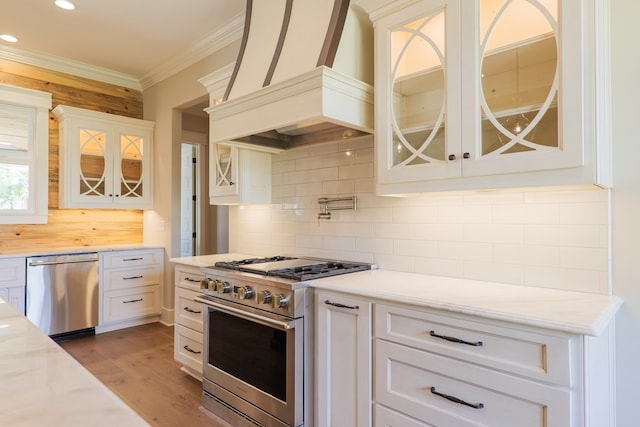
[0,0,245,89]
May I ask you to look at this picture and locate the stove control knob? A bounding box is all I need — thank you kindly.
[237,286,254,300]
[200,278,211,290]
[258,290,272,305]
[273,294,289,309]
[216,280,232,294]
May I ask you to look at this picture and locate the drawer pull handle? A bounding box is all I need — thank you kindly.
[185,277,201,283]
[183,345,201,355]
[123,257,144,261]
[429,330,483,347]
[123,298,143,304]
[123,275,143,280]
[184,306,201,314]
[430,387,484,409]
[324,300,359,310]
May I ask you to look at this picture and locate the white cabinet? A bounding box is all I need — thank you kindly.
[52,105,154,209]
[374,303,576,427]
[0,257,26,312]
[315,290,372,427]
[315,290,614,427]
[209,141,277,205]
[173,263,205,379]
[98,249,163,332]
[359,0,610,194]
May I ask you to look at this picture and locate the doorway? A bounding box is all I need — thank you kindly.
[180,142,200,256]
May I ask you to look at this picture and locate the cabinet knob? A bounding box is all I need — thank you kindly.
[448,154,456,161]
[463,152,470,159]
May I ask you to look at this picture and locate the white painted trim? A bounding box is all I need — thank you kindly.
[0,12,245,92]
[139,13,245,90]
[0,44,142,90]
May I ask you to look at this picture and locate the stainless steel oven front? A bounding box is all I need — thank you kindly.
[197,295,306,427]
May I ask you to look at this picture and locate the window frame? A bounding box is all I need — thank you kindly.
[0,84,52,224]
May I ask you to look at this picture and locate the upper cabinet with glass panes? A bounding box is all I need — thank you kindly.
[0,84,51,224]
[52,105,154,209]
[358,0,611,194]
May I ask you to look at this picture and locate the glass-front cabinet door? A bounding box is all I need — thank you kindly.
[371,0,595,193]
[78,126,109,200]
[465,0,582,178]
[377,0,462,184]
[53,105,154,209]
[210,143,238,198]
[116,129,146,203]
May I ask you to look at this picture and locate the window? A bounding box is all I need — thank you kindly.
[0,84,51,224]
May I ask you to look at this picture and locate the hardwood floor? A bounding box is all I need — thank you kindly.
[59,323,232,427]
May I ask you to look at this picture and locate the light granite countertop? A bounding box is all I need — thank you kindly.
[170,254,622,336]
[309,269,622,337]
[169,252,257,267]
[0,299,149,426]
[0,244,164,259]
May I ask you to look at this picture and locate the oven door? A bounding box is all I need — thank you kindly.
[198,296,304,427]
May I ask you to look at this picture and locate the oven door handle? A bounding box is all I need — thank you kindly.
[196,297,296,331]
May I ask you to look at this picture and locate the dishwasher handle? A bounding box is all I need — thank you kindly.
[28,253,99,267]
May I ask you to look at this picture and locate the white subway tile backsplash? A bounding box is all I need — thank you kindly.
[493,244,559,267]
[308,167,339,183]
[464,224,523,244]
[559,202,608,224]
[393,206,438,223]
[438,241,493,262]
[525,224,601,247]
[438,205,492,224]
[394,239,438,257]
[559,247,608,271]
[338,163,374,180]
[493,203,560,224]
[373,223,415,239]
[239,140,610,294]
[463,261,525,285]
[414,223,463,241]
[355,237,394,254]
[414,257,464,277]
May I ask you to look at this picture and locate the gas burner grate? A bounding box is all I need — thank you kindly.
[268,262,370,281]
[214,256,296,270]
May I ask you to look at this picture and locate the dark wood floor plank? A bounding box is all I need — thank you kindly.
[59,323,231,427]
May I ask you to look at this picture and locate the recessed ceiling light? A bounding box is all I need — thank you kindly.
[0,34,18,43]
[55,0,76,10]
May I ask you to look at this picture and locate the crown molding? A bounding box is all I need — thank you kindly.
[0,12,245,93]
[139,12,244,90]
[0,45,142,91]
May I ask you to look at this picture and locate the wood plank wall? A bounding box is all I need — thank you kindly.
[0,58,144,252]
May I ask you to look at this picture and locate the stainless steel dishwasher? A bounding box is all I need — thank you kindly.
[26,252,99,340]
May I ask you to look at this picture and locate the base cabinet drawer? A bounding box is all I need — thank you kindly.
[101,250,162,269]
[376,340,570,427]
[103,266,160,290]
[176,267,204,292]
[102,286,161,323]
[375,304,573,386]
[375,405,433,427]
[175,287,204,332]
[175,324,203,375]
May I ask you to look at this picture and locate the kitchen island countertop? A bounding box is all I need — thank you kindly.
[308,269,622,337]
[0,299,149,426]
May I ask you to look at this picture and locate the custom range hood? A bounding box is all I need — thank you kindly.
[203,0,374,149]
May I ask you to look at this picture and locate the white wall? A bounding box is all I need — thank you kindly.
[142,42,239,323]
[232,136,610,294]
[610,1,640,425]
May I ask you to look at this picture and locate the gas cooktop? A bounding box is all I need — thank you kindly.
[211,256,373,281]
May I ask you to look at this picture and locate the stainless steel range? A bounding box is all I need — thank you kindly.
[195,256,373,427]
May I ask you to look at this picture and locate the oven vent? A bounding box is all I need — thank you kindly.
[203,0,374,150]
